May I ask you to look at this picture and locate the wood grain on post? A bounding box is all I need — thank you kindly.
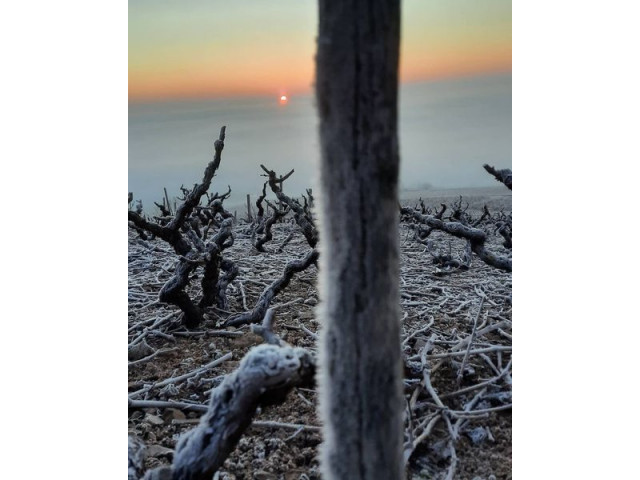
[164,187,172,215]
[246,194,253,221]
[316,1,404,479]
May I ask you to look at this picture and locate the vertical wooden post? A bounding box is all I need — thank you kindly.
[246,194,253,221]
[316,1,403,479]
[164,187,172,215]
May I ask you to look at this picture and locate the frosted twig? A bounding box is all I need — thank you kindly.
[444,439,458,480]
[251,420,321,432]
[251,308,284,346]
[128,399,208,412]
[420,335,446,410]
[129,352,233,399]
[449,403,512,418]
[426,345,511,359]
[497,328,512,340]
[402,316,435,347]
[237,281,248,310]
[272,297,304,310]
[171,330,243,338]
[410,414,440,453]
[441,359,512,400]
[128,347,178,368]
[456,297,484,386]
[300,323,319,340]
[445,388,488,480]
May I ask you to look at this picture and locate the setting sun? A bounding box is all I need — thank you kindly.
[279,95,288,105]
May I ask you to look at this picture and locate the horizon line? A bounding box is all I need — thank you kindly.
[129,69,511,105]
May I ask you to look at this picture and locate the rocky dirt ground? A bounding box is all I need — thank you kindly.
[128,190,512,480]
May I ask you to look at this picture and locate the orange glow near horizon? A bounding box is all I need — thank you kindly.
[128,49,510,103]
[128,0,511,103]
[128,52,315,102]
[279,95,288,105]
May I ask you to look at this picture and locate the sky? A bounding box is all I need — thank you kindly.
[129,0,511,102]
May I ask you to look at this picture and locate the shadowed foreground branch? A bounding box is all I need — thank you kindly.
[141,344,315,480]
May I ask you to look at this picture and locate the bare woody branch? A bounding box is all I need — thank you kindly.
[251,308,284,346]
[144,344,315,480]
[277,231,295,253]
[224,249,319,327]
[128,210,191,255]
[260,164,318,248]
[205,185,232,205]
[197,218,235,310]
[483,164,512,190]
[215,258,239,310]
[401,208,512,272]
[153,201,172,218]
[156,219,234,329]
[254,201,289,252]
[255,181,268,220]
[158,251,203,328]
[305,188,314,213]
[249,181,270,237]
[128,126,227,256]
[496,222,512,249]
[129,127,234,328]
[170,127,227,230]
[472,205,491,227]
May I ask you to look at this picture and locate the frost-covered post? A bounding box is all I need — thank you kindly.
[316,1,404,479]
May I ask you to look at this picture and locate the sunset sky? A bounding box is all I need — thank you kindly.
[129,0,511,102]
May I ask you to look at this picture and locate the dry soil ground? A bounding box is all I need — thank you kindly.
[128,188,512,480]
